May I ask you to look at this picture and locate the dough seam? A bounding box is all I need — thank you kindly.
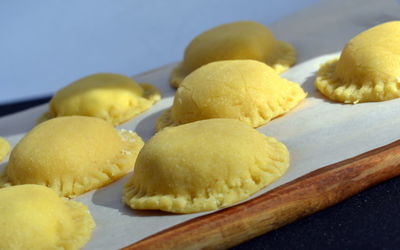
[158,79,306,130]
[123,137,288,213]
[0,130,143,197]
[315,58,400,103]
[56,199,96,249]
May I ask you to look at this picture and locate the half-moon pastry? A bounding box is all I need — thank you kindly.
[315,21,400,103]
[124,118,289,213]
[0,184,95,250]
[0,116,144,197]
[158,60,306,130]
[170,21,296,88]
[41,73,160,125]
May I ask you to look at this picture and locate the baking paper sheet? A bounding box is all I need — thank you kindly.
[1,0,400,249]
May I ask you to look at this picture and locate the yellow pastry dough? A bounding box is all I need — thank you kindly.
[171,21,296,88]
[0,184,95,250]
[124,118,289,213]
[0,116,144,197]
[158,60,306,130]
[41,73,160,125]
[315,21,400,103]
[0,136,10,163]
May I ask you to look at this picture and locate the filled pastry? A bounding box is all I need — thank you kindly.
[0,184,95,250]
[124,119,289,213]
[315,21,400,103]
[0,116,144,197]
[158,60,306,130]
[40,73,160,125]
[170,21,296,88]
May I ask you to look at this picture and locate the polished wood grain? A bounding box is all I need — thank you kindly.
[123,139,400,250]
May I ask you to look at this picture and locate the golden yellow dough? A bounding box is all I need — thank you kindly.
[158,60,306,130]
[0,184,95,250]
[0,116,144,197]
[124,119,289,213]
[170,21,296,88]
[41,73,160,125]
[0,137,10,163]
[315,21,400,103]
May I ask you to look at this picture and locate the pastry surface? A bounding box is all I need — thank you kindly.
[170,21,296,88]
[159,60,306,130]
[315,21,400,103]
[124,119,289,213]
[0,116,144,197]
[41,73,160,125]
[0,184,95,250]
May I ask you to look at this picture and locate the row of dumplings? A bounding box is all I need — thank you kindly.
[0,116,289,249]
[19,20,400,131]
[35,20,400,129]
[1,20,399,249]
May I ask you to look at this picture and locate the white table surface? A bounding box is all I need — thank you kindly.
[0,0,320,104]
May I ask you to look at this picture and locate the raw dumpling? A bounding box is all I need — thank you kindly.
[170,21,296,88]
[0,116,144,197]
[40,73,161,125]
[315,21,400,103]
[0,137,10,163]
[158,60,306,130]
[0,184,95,250]
[124,119,289,213]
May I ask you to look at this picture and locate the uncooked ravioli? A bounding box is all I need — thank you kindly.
[158,60,306,130]
[124,119,289,213]
[315,21,400,103]
[0,137,10,163]
[0,116,144,197]
[40,73,160,125]
[170,21,296,88]
[0,185,95,250]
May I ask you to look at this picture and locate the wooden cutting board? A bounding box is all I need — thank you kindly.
[124,139,400,249]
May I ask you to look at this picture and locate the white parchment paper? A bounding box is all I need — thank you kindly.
[1,0,400,249]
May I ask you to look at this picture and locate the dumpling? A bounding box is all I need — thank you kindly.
[40,73,161,125]
[124,118,289,213]
[158,60,306,130]
[0,137,10,163]
[315,21,400,103]
[0,116,144,197]
[0,185,95,250]
[170,21,296,88]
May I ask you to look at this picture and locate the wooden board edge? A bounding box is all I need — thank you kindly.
[123,139,400,250]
